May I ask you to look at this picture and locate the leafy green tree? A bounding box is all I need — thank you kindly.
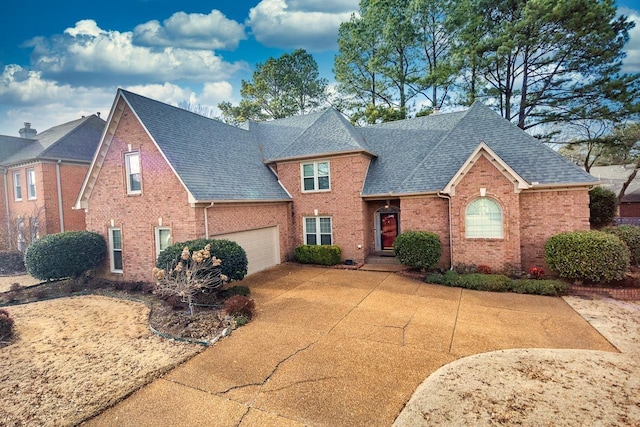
[453,0,639,130]
[219,49,327,122]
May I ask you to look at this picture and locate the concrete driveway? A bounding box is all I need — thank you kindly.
[87,265,615,426]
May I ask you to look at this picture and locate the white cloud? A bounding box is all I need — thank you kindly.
[247,0,357,51]
[620,7,640,74]
[133,10,246,50]
[0,65,116,135]
[199,81,234,105]
[24,20,248,85]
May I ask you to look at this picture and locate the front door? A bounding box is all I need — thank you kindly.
[380,213,398,250]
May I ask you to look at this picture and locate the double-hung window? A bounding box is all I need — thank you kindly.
[304,217,333,245]
[155,227,171,259]
[109,228,123,273]
[301,161,330,192]
[125,152,141,194]
[465,197,503,238]
[27,168,36,199]
[13,172,22,201]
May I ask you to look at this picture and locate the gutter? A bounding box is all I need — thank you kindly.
[437,192,453,270]
[203,202,214,239]
[56,161,65,232]
[2,168,11,250]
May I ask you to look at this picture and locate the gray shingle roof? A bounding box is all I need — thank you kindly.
[114,91,596,202]
[0,136,31,165]
[249,108,374,162]
[120,90,291,202]
[1,115,105,166]
[362,102,596,195]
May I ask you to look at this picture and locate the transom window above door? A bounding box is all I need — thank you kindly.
[301,161,330,192]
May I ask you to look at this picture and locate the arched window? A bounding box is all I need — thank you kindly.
[465,197,503,238]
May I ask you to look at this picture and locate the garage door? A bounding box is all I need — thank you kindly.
[213,226,280,276]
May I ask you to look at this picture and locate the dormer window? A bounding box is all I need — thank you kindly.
[301,161,330,192]
[125,152,141,194]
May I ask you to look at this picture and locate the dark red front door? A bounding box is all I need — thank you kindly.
[381,213,398,249]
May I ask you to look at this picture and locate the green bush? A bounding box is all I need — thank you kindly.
[0,251,25,274]
[393,231,442,269]
[603,225,640,266]
[510,279,567,296]
[425,271,567,296]
[157,238,247,281]
[25,231,107,280]
[294,245,342,265]
[589,187,616,228]
[544,231,630,283]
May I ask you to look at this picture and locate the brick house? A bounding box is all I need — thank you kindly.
[0,116,105,251]
[75,89,597,282]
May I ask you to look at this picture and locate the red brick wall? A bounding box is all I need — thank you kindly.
[85,103,199,282]
[450,155,522,271]
[59,163,90,232]
[276,154,371,263]
[399,196,451,268]
[206,202,292,262]
[619,202,640,218]
[5,165,48,246]
[519,189,590,271]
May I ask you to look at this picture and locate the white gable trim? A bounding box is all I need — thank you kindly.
[74,89,196,210]
[442,142,530,196]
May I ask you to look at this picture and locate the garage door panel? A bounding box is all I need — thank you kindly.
[214,226,279,276]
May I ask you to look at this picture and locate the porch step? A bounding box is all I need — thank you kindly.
[364,255,402,265]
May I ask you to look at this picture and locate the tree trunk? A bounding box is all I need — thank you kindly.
[616,159,640,209]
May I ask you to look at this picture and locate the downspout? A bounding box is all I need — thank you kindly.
[56,161,65,232]
[203,202,214,239]
[3,168,11,250]
[437,192,453,270]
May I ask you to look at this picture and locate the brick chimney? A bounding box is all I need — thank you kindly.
[19,122,37,139]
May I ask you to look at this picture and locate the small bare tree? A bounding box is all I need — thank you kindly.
[152,244,228,316]
[0,206,45,253]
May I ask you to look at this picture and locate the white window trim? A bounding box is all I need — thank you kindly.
[109,227,123,273]
[465,197,504,239]
[13,171,22,201]
[125,152,142,195]
[300,161,331,193]
[27,168,36,200]
[303,216,333,245]
[155,227,171,259]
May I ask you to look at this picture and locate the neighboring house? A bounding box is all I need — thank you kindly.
[589,164,640,219]
[75,89,597,282]
[0,116,105,251]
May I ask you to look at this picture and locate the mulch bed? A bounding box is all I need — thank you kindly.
[0,278,238,344]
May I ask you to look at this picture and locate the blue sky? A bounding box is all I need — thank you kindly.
[0,0,638,136]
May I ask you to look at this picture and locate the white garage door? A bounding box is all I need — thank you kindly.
[214,226,280,276]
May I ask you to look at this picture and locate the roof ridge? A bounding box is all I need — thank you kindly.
[272,108,330,158]
[396,105,473,191]
[38,115,100,159]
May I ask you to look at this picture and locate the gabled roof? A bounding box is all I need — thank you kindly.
[0,115,105,166]
[361,102,596,196]
[0,136,31,167]
[78,89,292,206]
[260,108,375,162]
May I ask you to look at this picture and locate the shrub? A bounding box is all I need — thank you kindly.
[0,309,14,341]
[544,231,630,283]
[0,251,25,274]
[393,231,442,269]
[528,267,545,279]
[157,238,247,282]
[294,245,342,265]
[222,285,251,299]
[510,279,567,296]
[602,225,640,266]
[453,263,478,274]
[25,231,106,280]
[426,270,510,292]
[154,244,227,316]
[477,264,492,274]
[589,186,616,228]
[224,295,255,319]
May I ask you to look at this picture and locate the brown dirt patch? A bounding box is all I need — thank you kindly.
[0,296,204,426]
